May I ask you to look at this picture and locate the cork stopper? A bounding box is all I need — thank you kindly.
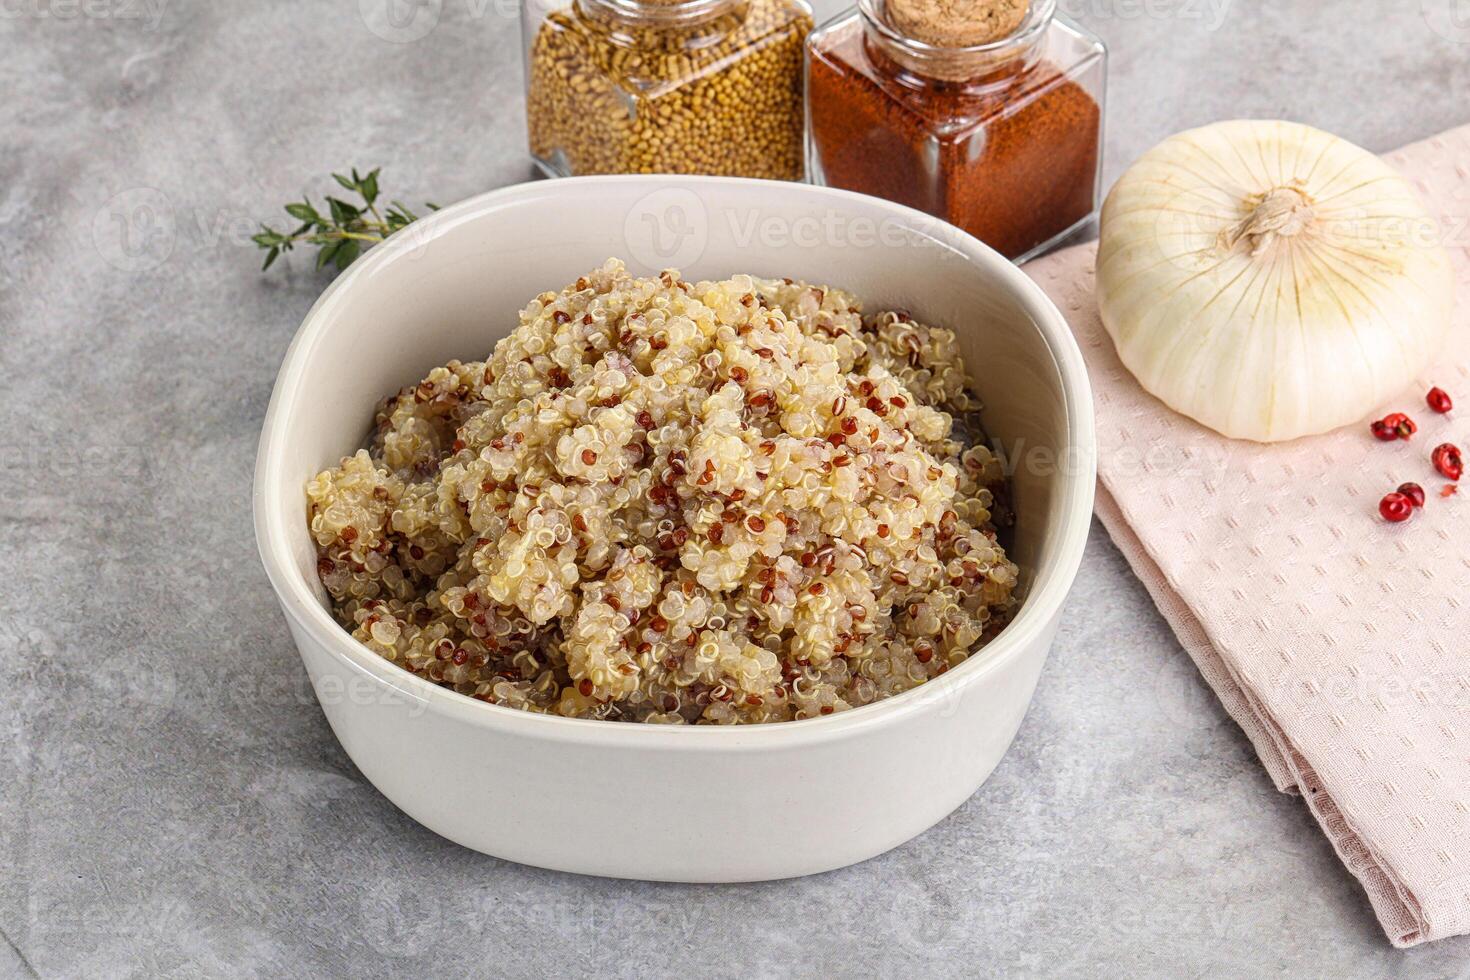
[886,0,1030,47]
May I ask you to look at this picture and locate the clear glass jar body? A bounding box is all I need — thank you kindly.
[523,0,814,179]
[805,0,1106,262]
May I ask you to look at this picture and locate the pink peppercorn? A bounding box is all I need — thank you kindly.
[1432,443,1464,481]
[1396,482,1426,508]
[1379,492,1414,523]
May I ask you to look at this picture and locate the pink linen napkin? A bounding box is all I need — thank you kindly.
[1023,123,1470,947]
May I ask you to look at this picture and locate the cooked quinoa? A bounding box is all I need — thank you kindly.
[307,260,1018,724]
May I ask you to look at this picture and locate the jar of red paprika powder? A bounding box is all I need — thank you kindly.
[805,0,1106,262]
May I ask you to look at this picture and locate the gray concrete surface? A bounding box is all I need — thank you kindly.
[4,1,1470,976]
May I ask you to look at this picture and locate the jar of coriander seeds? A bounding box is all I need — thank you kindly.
[523,0,813,179]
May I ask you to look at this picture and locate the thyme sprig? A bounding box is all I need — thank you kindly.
[254,168,439,272]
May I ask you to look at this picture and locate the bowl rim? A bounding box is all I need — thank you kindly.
[253,174,1095,749]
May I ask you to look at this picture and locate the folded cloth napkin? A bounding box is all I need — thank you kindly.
[1023,123,1470,947]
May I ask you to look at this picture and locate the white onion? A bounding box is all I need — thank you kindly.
[1096,119,1455,442]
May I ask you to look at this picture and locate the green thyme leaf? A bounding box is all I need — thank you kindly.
[326,197,359,226]
[316,239,342,270]
[284,202,319,223]
[334,240,361,271]
[255,168,437,274]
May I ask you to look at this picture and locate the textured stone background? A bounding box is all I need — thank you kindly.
[5,1,1470,976]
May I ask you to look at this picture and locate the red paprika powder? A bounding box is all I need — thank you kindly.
[805,0,1106,262]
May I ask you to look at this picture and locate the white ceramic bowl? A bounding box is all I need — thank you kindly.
[254,176,1094,882]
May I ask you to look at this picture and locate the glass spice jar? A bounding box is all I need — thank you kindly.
[523,0,813,179]
[805,0,1106,262]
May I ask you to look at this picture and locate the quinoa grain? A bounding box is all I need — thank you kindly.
[307,259,1018,724]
